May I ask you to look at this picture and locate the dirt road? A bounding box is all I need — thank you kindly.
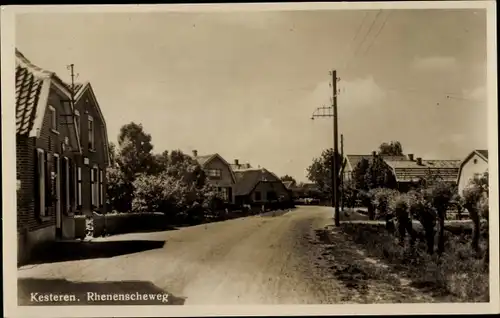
[18,206,437,305]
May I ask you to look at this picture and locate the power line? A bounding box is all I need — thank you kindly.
[359,11,391,58]
[340,12,369,70]
[344,10,383,71]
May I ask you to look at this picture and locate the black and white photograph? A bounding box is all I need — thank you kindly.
[1,2,498,317]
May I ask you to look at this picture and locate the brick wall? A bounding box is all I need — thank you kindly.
[73,89,108,215]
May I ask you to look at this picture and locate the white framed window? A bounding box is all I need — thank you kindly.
[99,169,104,206]
[48,105,57,131]
[36,149,47,216]
[76,166,82,207]
[64,157,70,213]
[88,115,94,150]
[206,169,221,178]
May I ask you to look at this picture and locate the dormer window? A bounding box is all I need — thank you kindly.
[88,115,94,150]
[49,105,57,132]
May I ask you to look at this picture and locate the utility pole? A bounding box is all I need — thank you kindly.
[310,70,340,226]
[67,64,75,107]
[340,134,344,212]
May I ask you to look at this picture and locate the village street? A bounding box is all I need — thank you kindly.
[18,206,439,305]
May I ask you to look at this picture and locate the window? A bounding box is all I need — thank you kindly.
[36,149,47,216]
[90,167,96,208]
[49,105,57,131]
[206,169,222,179]
[267,191,277,201]
[99,169,104,206]
[76,166,82,208]
[218,187,229,202]
[64,157,70,213]
[254,191,261,201]
[88,115,94,150]
[473,158,478,164]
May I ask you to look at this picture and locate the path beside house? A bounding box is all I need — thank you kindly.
[19,207,443,305]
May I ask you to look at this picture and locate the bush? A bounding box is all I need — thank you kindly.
[340,223,489,302]
[388,193,415,246]
[370,188,399,220]
[405,190,437,254]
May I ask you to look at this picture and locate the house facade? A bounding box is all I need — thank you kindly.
[233,168,291,205]
[71,82,110,216]
[15,50,108,264]
[457,150,489,195]
[193,151,236,203]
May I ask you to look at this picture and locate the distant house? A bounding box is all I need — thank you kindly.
[457,150,489,194]
[384,155,461,192]
[342,152,408,181]
[192,150,236,203]
[233,168,291,205]
[15,49,109,264]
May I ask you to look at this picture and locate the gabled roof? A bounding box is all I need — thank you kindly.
[234,168,282,196]
[457,150,489,185]
[194,153,236,183]
[385,159,460,182]
[283,181,295,189]
[345,154,407,171]
[15,49,81,153]
[71,82,110,165]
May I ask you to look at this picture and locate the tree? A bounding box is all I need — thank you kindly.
[306,148,343,201]
[424,180,454,255]
[116,122,157,180]
[280,175,297,186]
[378,141,404,156]
[462,172,489,253]
[389,193,415,247]
[106,122,158,212]
[407,189,437,254]
[352,156,397,192]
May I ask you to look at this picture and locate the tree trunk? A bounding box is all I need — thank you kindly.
[368,204,375,220]
[437,214,445,255]
[405,218,416,247]
[397,215,407,246]
[468,205,480,253]
[423,223,435,254]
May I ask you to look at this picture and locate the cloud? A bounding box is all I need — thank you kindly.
[463,86,486,101]
[412,56,458,71]
[306,75,386,111]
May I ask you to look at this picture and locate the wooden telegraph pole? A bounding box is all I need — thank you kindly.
[310,70,340,226]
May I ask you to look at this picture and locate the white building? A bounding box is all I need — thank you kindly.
[457,150,489,194]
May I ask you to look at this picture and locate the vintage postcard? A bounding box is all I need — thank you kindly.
[2,1,498,317]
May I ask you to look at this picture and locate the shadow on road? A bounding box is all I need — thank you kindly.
[18,278,185,305]
[25,240,166,265]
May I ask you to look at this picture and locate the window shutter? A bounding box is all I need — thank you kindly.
[45,153,51,213]
[36,149,45,216]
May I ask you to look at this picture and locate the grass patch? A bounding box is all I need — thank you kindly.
[339,223,489,302]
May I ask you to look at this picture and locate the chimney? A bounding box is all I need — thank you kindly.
[416,157,423,165]
[372,151,377,157]
[234,159,239,166]
[408,154,414,161]
[192,150,198,157]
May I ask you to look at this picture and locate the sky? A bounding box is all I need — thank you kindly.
[16,8,488,183]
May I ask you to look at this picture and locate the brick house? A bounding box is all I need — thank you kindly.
[192,150,236,204]
[15,49,109,264]
[70,82,110,216]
